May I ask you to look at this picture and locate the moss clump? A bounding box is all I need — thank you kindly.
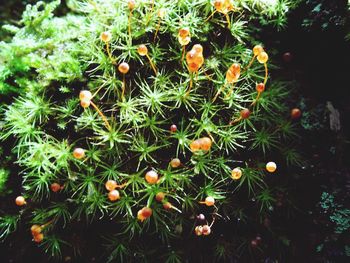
[0,0,302,261]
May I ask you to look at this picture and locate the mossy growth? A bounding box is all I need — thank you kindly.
[0,0,302,261]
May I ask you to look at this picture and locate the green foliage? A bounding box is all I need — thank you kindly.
[0,215,19,240]
[0,168,9,194]
[0,0,85,95]
[319,192,350,234]
[0,0,302,261]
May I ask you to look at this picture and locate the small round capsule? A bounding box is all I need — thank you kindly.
[50,183,61,193]
[141,207,152,218]
[226,63,241,83]
[251,239,258,247]
[15,196,26,206]
[200,137,212,151]
[163,202,172,210]
[108,190,120,201]
[291,108,302,120]
[194,225,203,236]
[137,44,148,56]
[127,0,136,10]
[170,124,177,133]
[137,209,145,221]
[186,50,197,63]
[202,225,211,235]
[240,108,251,119]
[257,51,269,64]
[190,140,201,152]
[256,235,262,243]
[73,148,85,159]
[105,180,117,191]
[155,192,165,202]
[33,233,44,243]
[100,31,112,43]
[214,0,224,10]
[31,225,42,236]
[118,62,130,74]
[283,52,293,63]
[266,162,277,173]
[197,214,205,221]
[253,45,264,56]
[170,158,181,168]
[204,196,215,206]
[231,167,242,180]
[178,27,190,38]
[145,170,158,184]
[256,83,265,93]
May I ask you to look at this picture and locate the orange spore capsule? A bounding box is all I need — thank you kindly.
[199,137,212,151]
[155,192,165,202]
[202,225,211,235]
[100,31,112,43]
[256,83,265,93]
[253,45,264,56]
[138,207,152,221]
[170,124,177,132]
[31,225,42,236]
[128,0,136,10]
[188,62,200,73]
[118,62,130,74]
[226,63,241,83]
[73,148,85,159]
[190,140,201,152]
[145,170,158,184]
[170,158,181,168]
[266,162,277,173]
[105,180,117,191]
[186,50,197,63]
[194,225,203,236]
[179,27,190,38]
[108,190,120,201]
[214,0,225,11]
[257,51,269,64]
[33,233,44,243]
[205,196,215,206]
[291,108,302,119]
[137,210,145,221]
[163,202,172,210]
[231,167,242,180]
[240,108,251,119]
[50,183,61,193]
[142,207,152,218]
[137,44,148,56]
[15,196,26,206]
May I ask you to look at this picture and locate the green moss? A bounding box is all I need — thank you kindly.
[0,0,302,260]
[0,168,9,195]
